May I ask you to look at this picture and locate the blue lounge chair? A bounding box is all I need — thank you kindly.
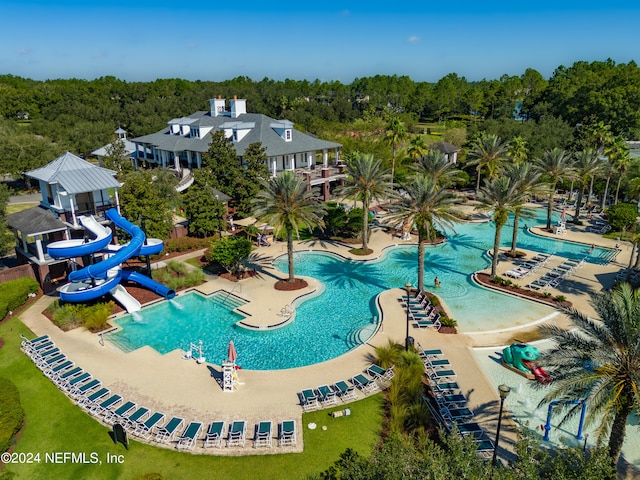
[203,421,225,448]
[366,364,395,382]
[350,373,379,395]
[429,369,457,381]
[104,400,136,424]
[21,334,49,351]
[299,388,319,411]
[44,359,73,379]
[90,394,122,417]
[63,372,91,392]
[123,406,149,432]
[279,420,296,447]
[176,421,203,450]
[227,420,246,448]
[70,378,101,399]
[78,387,110,408]
[254,420,272,448]
[155,416,184,443]
[332,380,357,401]
[134,412,165,439]
[316,385,338,406]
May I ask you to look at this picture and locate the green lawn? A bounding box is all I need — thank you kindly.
[6,203,38,215]
[0,314,383,480]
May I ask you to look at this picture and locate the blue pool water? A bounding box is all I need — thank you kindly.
[106,211,614,370]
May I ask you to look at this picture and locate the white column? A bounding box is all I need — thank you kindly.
[174,154,180,171]
[114,189,121,214]
[289,154,296,171]
[36,235,45,262]
[335,147,340,163]
[307,152,313,170]
[322,149,328,168]
[70,195,77,226]
[271,158,277,177]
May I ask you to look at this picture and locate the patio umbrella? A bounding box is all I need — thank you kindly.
[561,208,566,221]
[228,340,237,364]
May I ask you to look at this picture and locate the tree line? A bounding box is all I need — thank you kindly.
[0,58,639,177]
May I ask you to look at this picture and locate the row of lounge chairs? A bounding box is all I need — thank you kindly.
[526,257,585,291]
[298,364,394,412]
[416,342,495,459]
[21,334,295,450]
[504,252,553,280]
[404,290,442,330]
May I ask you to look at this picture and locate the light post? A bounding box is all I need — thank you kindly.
[404,282,412,351]
[491,384,511,467]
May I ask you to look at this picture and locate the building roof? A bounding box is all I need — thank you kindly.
[91,138,138,157]
[6,206,67,235]
[26,152,121,194]
[431,141,460,154]
[131,111,341,158]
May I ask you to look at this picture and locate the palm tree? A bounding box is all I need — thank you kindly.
[504,163,541,256]
[335,154,395,251]
[572,149,603,222]
[407,135,428,163]
[612,141,632,204]
[386,174,456,292]
[476,176,520,277]
[538,283,640,466]
[602,135,628,209]
[252,171,326,283]
[533,148,575,230]
[466,133,509,197]
[508,135,528,164]
[385,117,408,184]
[413,150,462,188]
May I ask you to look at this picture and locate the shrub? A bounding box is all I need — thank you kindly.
[163,236,212,254]
[0,377,24,455]
[49,301,114,332]
[492,275,503,284]
[166,260,188,276]
[440,316,457,328]
[543,292,552,298]
[82,301,114,332]
[0,277,39,313]
[555,295,566,302]
[503,278,512,286]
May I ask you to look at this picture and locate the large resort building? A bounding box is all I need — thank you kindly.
[131,97,345,200]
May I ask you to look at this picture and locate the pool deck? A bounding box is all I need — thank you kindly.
[16,205,637,470]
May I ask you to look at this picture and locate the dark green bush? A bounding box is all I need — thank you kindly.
[164,236,211,254]
[50,301,114,332]
[0,377,24,454]
[0,277,39,312]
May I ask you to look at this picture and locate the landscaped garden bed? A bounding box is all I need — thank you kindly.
[474,272,572,308]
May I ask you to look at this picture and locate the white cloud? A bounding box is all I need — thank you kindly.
[17,47,32,55]
[408,36,420,43]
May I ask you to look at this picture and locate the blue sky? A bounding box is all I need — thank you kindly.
[2,1,639,83]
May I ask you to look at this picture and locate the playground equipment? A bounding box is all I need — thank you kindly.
[502,342,552,385]
[47,208,175,313]
[542,399,587,441]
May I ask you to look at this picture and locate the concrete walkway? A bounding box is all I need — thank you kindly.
[16,208,632,460]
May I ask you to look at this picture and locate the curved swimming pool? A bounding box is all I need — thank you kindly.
[106,211,614,370]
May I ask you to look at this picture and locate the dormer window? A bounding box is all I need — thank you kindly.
[232,130,238,142]
[190,127,200,138]
[285,129,292,141]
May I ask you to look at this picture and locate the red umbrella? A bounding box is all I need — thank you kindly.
[228,340,237,364]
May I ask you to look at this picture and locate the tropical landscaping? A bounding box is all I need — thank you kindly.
[2,59,640,478]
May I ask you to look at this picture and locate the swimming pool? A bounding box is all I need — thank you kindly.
[106,209,614,370]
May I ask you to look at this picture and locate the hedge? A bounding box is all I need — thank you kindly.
[0,377,24,454]
[0,277,39,318]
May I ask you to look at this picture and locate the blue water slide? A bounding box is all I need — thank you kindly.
[68,209,144,282]
[59,274,122,303]
[121,270,175,299]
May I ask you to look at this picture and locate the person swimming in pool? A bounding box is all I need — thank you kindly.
[435,276,441,288]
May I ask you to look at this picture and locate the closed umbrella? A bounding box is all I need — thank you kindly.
[228,340,237,364]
